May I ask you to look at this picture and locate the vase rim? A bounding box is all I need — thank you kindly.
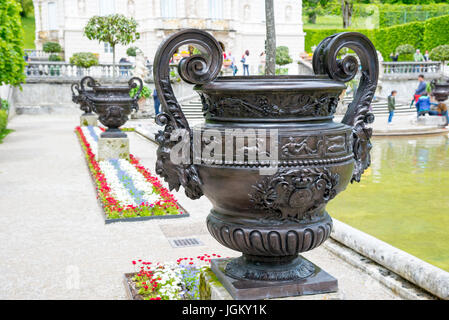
[196,75,346,92]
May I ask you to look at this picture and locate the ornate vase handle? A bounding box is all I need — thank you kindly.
[128,77,144,112]
[153,29,223,199]
[79,76,99,93]
[312,32,379,183]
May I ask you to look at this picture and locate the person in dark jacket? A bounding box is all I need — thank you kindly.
[414,74,427,103]
[153,88,160,116]
[387,90,397,124]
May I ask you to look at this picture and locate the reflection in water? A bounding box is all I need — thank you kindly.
[328,134,449,271]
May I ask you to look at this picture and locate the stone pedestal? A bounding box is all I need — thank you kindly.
[208,258,338,300]
[131,98,155,119]
[98,137,129,161]
[415,116,447,127]
[200,263,339,300]
[80,114,98,126]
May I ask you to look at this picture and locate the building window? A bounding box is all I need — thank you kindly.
[104,43,113,53]
[48,1,57,30]
[99,0,115,16]
[209,0,223,20]
[161,0,177,18]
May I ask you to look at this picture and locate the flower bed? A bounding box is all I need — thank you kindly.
[75,126,186,221]
[124,254,223,300]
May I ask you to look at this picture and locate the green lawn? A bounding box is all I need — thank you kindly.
[303,15,378,29]
[21,17,35,49]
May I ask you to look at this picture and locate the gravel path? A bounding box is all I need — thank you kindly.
[0,115,400,299]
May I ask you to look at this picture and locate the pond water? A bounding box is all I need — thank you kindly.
[327,133,449,272]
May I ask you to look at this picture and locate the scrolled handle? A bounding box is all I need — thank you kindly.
[79,76,99,93]
[152,29,223,200]
[313,32,379,183]
[128,77,144,112]
[153,28,223,129]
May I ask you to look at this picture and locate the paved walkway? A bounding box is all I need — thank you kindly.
[0,114,401,299]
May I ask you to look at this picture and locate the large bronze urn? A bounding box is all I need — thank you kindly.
[73,76,143,137]
[431,79,449,103]
[154,30,378,299]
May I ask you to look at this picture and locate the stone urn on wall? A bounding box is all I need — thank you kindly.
[73,76,143,160]
[75,76,142,137]
[153,29,378,299]
[431,79,449,103]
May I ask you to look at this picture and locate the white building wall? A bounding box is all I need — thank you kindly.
[33,0,305,74]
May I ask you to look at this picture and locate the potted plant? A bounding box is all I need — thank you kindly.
[43,41,63,76]
[43,41,62,61]
[69,52,99,77]
[126,46,139,58]
[130,85,151,110]
[275,45,293,75]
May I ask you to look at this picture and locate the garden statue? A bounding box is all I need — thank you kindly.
[131,50,153,119]
[153,29,378,299]
[72,76,143,161]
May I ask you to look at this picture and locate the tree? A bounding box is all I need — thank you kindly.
[430,45,449,63]
[341,0,354,28]
[19,0,33,18]
[396,44,415,61]
[265,0,276,76]
[84,14,140,79]
[303,0,331,24]
[0,0,26,87]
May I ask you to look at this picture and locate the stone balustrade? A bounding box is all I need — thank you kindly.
[381,61,443,80]
[24,49,50,59]
[25,61,141,80]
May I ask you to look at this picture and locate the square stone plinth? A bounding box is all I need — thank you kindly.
[98,137,129,161]
[80,114,98,126]
[209,258,338,300]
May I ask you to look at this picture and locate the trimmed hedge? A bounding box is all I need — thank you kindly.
[375,22,424,59]
[305,14,449,61]
[379,4,449,28]
[0,110,8,132]
[423,15,449,52]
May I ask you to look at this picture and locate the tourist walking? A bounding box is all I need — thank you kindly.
[389,52,399,62]
[259,52,266,75]
[241,50,250,76]
[153,88,160,116]
[414,49,424,72]
[229,52,238,76]
[388,90,397,124]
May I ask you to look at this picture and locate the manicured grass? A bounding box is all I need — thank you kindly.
[303,15,378,29]
[21,17,35,49]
